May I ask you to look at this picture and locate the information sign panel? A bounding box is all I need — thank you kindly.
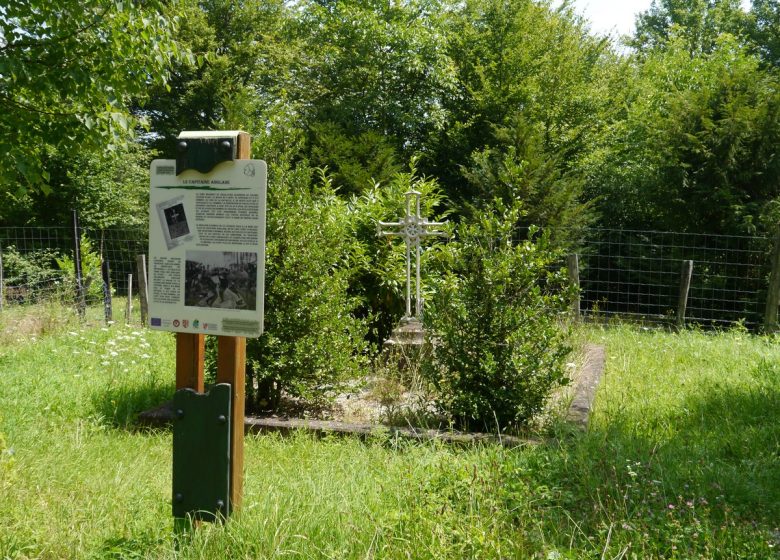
[148,159,266,337]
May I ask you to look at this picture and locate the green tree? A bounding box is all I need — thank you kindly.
[430,0,612,204]
[0,0,185,193]
[308,122,402,196]
[461,115,595,247]
[750,0,780,67]
[0,143,153,229]
[296,0,455,154]
[586,35,780,235]
[631,0,750,54]
[140,0,300,156]
[65,145,153,230]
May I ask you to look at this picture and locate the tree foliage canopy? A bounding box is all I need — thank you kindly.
[3,0,780,419]
[0,0,185,193]
[750,0,780,67]
[588,7,780,235]
[631,0,749,54]
[3,0,778,237]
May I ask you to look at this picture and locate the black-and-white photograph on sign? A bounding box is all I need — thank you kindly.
[148,158,266,337]
[164,204,189,238]
[185,251,257,311]
[156,196,193,249]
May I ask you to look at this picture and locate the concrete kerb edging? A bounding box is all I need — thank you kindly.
[138,345,606,446]
[566,343,606,429]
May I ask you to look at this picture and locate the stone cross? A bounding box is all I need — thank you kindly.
[378,190,447,321]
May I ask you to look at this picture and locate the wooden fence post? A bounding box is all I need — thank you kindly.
[764,231,780,333]
[126,274,133,324]
[173,131,251,516]
[176,332,205,392]
[72,210,86,318]
[677,260,693,329]
[567,254,581,322]
[136,254,149,326]
[217,335,245,513]
[101,237,113,325]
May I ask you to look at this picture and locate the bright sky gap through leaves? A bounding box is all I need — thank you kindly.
[565,0,753,37]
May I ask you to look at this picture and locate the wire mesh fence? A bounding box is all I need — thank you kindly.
[0,225,147,311]
[573,228,772,329]
[91,227,148,295]
[0,223,777,331]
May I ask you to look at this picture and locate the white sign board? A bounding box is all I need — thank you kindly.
[148,159,266,337]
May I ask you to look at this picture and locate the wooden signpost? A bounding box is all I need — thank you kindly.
[148,131,264,526]
[215,334,245,510]
[176,131,250,517]
[186,131,249,515]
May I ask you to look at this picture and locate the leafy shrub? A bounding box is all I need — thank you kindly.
[1,245,64,303]
[244,162,370,409]
[55,234,105,303]
[422,200,573,431]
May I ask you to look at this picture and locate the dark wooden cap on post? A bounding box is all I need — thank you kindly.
[175,131,251,175]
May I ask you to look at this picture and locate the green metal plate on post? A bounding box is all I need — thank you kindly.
[172,383,231,521]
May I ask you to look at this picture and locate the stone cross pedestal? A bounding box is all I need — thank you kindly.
[378,190,447,363]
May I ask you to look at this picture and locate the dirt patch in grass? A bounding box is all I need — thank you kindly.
[242,341,604,437]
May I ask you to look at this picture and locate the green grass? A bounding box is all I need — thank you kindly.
[0,317,778,558]
[547,326,780,559]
